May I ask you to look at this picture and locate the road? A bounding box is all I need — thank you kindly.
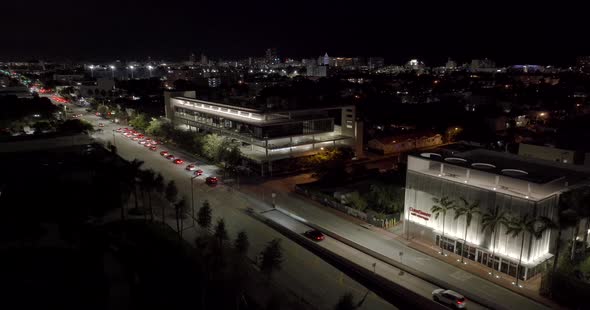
[248,175,552,310]
[72,104,546,310]
[70,106,396,310]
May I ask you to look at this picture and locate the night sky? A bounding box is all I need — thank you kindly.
[2,0,589,65]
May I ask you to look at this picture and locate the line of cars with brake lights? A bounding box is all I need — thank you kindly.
[116,127,218,185]
[115,125,467,308]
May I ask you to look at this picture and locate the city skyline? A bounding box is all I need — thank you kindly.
[2,0,590,65]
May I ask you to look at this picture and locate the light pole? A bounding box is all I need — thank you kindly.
[128,65,135,79]
[271,192,276,208]
[147,65,153,78]
[109,65,116,78]
[112,129,116,147]
[89,65,95,78]
[190,175,198,227]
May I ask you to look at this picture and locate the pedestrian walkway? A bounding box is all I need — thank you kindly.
[294,195,565,310]
[390,230,562,308]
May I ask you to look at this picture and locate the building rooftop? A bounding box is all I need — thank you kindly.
[408,146,590,201]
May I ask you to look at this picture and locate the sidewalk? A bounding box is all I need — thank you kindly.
[390,229,563,309]
[281,188,565,309]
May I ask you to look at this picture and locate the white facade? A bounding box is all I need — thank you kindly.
[403,149,589,280]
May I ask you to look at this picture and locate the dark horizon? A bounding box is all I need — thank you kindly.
[2,0,590,66]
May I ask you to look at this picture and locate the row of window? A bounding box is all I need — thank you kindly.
[175,107,334,139]
[435,235,546,280]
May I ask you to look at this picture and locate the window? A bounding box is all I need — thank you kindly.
[346,120,353,129]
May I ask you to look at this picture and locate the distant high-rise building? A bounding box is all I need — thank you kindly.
[368,57,385,69]
[323,53,330,66]
[334,57,354,68]
[189,53,197,64]
[265,48,279,64]
[306,64,327,77]
[470,58,496,72]
[200,53,208,65]
[406,59,425,70]
[445,58,457,70]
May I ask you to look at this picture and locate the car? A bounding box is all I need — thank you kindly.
[160,151,169,156]
[205,176,218,185]
[165,154,176,160]
[132,137,139,141]
[304,229,325,241]
[98,123,104,127]
[139,140,147,145]
[194,169,203,176]
[151,141,159,145]
[149,146,158,151]
[116,128,122,132]
[137,134,144,138]
[173,158,184,164]
[432,289,466,309]
[145,143,152,147]
[185,164,196,171]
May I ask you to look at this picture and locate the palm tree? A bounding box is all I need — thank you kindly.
[561,188,590,260]
[197,200,213,233]
[481,206,507,276]
[505,214,554,286]
[234,231,250,256]
[454,198,481,263]
[214,218,229,246]
[431,196,456,255]
[174,198,186,236]
[127,159,144,212]
[140,169,156,221]
[549,208,578,272]
[154,173,165,221]
[260,238,283,279]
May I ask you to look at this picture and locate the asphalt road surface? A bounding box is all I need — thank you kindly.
[72,108,397,310]
[72,104,547,310]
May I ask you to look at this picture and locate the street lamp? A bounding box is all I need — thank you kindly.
[89,65,95,78]
[128,65,135,79]
[109,65,116,78]
[147,65,154,78]
[190,175,198,227]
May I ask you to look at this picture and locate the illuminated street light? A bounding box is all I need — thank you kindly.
[89,65,95,78]
[109,65,116,78]
[147,65,154,77]
[128,65,135,79]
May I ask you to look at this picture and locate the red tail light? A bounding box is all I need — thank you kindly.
[457,300,463,305]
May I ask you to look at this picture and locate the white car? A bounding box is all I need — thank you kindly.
[432,289,466,309]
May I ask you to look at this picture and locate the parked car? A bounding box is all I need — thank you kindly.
[185,164,196,171]
[304,229,325,241]
[166,154,176,160]
[149,146,157,151]
[160,151,169,156]
[432,289,466,309]
[173,158,184,164]
[194,169,203,176]
[205,176,218,185]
